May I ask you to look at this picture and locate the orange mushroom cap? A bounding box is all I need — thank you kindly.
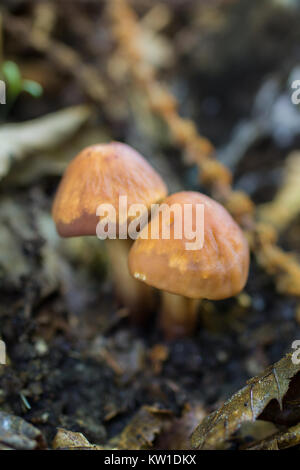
[52,142,168,237]
[128,191,249,300]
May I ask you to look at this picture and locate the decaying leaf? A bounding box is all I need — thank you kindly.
[191,353,300,450]
[3,126,110,188]
[52,428,107,450]
[0,197,65,298]
[53,428,92,449]
[52,406,172,450]
[0,411,45,450]
[109,405,173,450]
[249,422,300,450]
[0,105,91,180]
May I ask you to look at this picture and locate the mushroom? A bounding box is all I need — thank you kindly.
[52,141,168,321]
[128,191,249,338]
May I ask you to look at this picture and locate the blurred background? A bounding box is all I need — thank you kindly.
[0,0,300,450]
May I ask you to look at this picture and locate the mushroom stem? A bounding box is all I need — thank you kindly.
[105,238,155,323]
[159,292,200,339]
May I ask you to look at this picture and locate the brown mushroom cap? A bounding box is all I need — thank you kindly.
[128,191,249,300]
[52,142,168,237]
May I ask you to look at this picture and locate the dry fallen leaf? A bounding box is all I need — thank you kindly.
[52,406,172,451]
[191,353,300,450]
[53,428,106,450]
[0,105,91,180]
[248,422,300,450]
[109,405,173,450]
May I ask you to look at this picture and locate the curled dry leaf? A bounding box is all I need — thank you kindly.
[109,406,173,450]
[0,105,91,180]
[52,428,106,450]
[191,353,300,450]
[249,422,300,450]
[0,411,45,450]
[52,406,172,450]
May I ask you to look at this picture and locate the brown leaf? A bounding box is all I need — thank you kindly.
[248,422,300,450]
[191,353,300,450]
[53,428,93,449]
[52,406,172,451]
[52,428,107,450]
[110,406,172,450]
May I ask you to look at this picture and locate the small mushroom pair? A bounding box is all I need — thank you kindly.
[52,142,249,338]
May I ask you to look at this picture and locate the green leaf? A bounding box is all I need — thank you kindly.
[2,61,22,98]
[22,80,43,98]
